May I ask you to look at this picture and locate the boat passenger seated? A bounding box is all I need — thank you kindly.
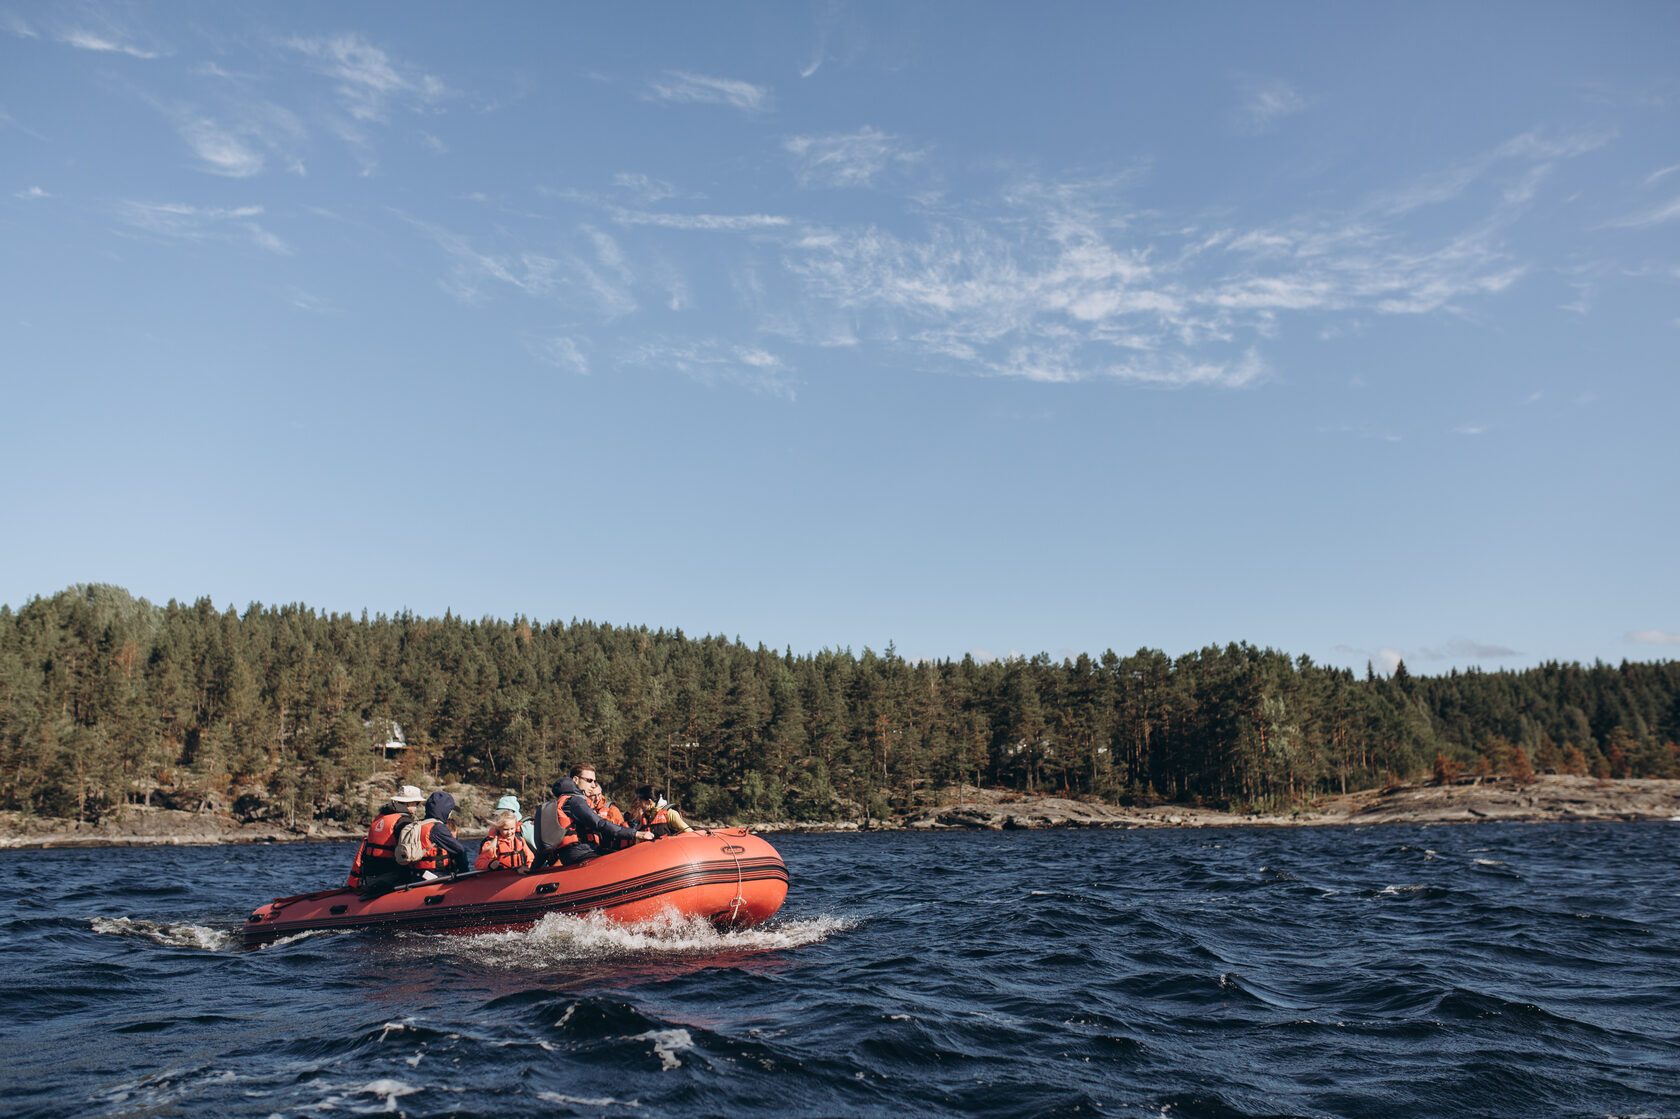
[411,791,472,879]
[631,785,693,837]
[533,764,652,868]
[475,810,534,871]
[346,785,427,894]
[494,793,535,849]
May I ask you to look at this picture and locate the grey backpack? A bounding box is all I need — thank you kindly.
[395,819,429,865]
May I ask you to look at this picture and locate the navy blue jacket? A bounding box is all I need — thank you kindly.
[420,791,471,872]
[543,778,639,849]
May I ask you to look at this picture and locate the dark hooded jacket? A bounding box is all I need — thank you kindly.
[419,791,471,873]
[536,777,639,860]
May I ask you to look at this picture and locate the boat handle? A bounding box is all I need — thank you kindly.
[330,905,348,915]
[534,882,558,895]
[424,895,443,906]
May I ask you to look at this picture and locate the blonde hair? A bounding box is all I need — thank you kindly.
[492,809,519,829]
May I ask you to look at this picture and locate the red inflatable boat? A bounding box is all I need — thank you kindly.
[243,829,788,947]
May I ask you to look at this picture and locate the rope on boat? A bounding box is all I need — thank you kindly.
[726,833,746,925]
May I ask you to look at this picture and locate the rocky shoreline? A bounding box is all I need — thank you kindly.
[2,775,1676,850]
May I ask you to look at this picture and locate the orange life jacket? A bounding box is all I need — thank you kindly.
[474,833,533,872]
[548,799,579,847]
[634,807,670,830]
[408,819,448,871]
[347,811,408,887]
[591,794,626,828]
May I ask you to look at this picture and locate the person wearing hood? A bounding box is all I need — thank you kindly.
[409,790,472,878]
[494,793,535,849]
[533,764,651,868]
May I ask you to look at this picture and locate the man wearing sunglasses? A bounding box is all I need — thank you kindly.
[533,763,653,868]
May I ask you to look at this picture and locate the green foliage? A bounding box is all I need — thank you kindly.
[2,586,1678,823]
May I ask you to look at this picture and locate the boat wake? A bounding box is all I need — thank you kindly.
[89,916,236,951]
[402,910,853,971]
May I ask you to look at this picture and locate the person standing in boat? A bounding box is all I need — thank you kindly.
[346,785,427,892]
[533,764,651,867]
[631,785,693,837]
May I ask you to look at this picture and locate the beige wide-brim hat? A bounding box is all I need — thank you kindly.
[392,785,426,804]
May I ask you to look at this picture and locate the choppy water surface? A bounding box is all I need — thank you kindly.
[4,824,1678,1118]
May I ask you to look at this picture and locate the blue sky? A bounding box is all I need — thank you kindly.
[3,2,1676,674]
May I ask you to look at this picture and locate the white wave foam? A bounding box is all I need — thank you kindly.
[538,1091,641,1107]
[1472,858,1506,867]
[90,916,233,951]
[409,909,853,970]
[633,1027,694,1070]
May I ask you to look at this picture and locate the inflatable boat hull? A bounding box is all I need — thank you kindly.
[243,829,787,947]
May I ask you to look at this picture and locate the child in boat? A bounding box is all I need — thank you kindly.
[475,809,534,871]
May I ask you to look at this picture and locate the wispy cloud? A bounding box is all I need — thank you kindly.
[1628,629,1680,645]
[14,186,51,200]
[1,11,37,39]
[413,217,638,315]
[529,335,589,375]
[178,118,264,177]
[168,102,308,179]
[116,201,290,255]
[1452,424,1487,435]
[612,208,791,232]
[1446,638,1520,659]
[784,127,920,189]
[646,71,771,113]
[281,32,446,172]
[59,26,163,59]
[284,33,448,123]
[414,219,561,303]
[625,339,795,397]
[612,173,681,203]
[285,288,341,314]
[1606,194,1680,228]
[1233,78,1308,134]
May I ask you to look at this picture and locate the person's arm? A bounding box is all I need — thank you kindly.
[568,795,641,845]
[432,822,472,871]
[665,808,692,834]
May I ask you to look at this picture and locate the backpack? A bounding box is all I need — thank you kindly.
[394,819,429,865]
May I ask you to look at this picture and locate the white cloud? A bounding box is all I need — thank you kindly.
[284,33,447,124]
[612,208,791,232]
[1452,424,1487,435]
[530,336,589,375]
[1628,630,1680,645]
[646,71,771,113]
[1,11,37,38]
[116,201,289,255]
[1645,164,1680,186]
[60,27,161,59]
[1234,78,1308,133]
[625,339,795,397]
[15,186,50,200]
[784,127,919,189]
[179,118,265,177]
[1447,638,1519,659]
[613,173,680,202]
[1607,194,1680,229]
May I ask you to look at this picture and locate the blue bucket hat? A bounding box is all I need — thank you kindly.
[494,794,522,814]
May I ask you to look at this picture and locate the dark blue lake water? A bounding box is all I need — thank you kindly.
[3,824,1677,1118]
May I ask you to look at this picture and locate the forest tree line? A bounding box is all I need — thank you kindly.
[1,585,1676,825]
